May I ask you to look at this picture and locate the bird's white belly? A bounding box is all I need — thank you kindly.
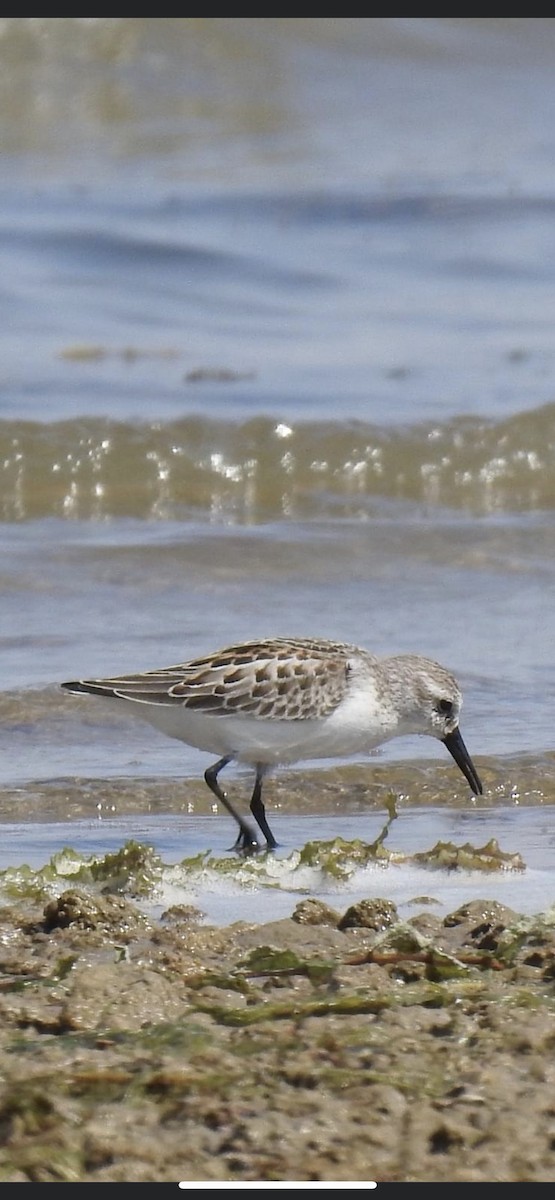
[125,683,397,766]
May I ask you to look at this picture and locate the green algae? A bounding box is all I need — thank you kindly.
[411,838,526,872]
[297,836,391,878]
[494,906,555,965]
[236,944,336,985]
[192,980,458,1027]
[0,840,162,904]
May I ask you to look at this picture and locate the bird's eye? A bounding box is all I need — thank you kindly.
[438,699,453,716]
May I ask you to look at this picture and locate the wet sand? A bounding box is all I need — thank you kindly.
[1,886,554,1182]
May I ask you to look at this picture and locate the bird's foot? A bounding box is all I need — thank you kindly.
[230,827,261,856]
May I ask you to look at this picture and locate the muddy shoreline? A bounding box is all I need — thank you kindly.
[0,885,554,1183]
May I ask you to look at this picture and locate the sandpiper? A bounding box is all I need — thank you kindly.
[61,636,482,852]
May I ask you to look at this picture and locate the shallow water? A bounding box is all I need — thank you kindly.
[1,19,555,919]
[0,805,551,928]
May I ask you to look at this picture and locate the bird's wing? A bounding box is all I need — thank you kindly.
[62,637,352,721]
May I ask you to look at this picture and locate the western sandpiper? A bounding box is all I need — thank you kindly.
[61,636,482,852]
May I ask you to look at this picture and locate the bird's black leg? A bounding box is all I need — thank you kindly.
[204,756,259,853]
[249,767,278,849]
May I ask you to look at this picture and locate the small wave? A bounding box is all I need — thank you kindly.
[1,403,555,521]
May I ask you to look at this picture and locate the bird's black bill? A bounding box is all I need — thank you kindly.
[442,728,483,796]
